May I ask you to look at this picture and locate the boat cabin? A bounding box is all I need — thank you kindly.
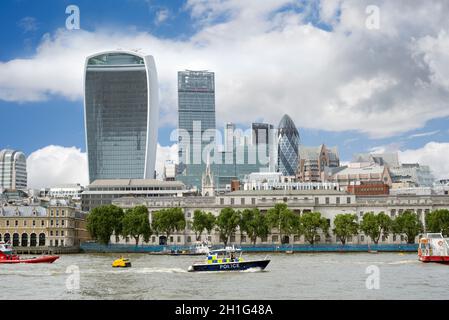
[418,233,449,257]
[206,247,244,264]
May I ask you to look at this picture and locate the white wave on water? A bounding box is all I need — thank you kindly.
[134,267,188,274]
[388,260,418,265]
[241,267,265,273]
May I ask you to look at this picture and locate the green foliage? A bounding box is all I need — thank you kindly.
[122,205,152,246]
[266,203,298,244]
[332,214,359,245]
[151,208,186,239]
[425,209,449,236]
[192,210,216,241]
[216,208,241,246]
[392,210,423,244]
[299,212,330,245]
[240,208,270,245]
[87,205,124,245]
[360,212,392,244]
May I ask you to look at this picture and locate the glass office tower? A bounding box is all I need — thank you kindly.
[84,51,159,182]
[277,114,300,176]
[177,70,216,189]
[0,149,27,190]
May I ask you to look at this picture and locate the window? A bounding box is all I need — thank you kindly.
[62,210,65,216]
[294,235,300,242]
[62,220,65,226]
[336,197,340,205]
[56,231,59,236]
[151,236,155,243]
[32,220,36,226]
[241,198,245,205]
[241,235,246,243]
[41,220,44,226]
[347,197,351,204]
[361,235,365,242]
[230,198,234,205]
[220,198,224,205]
[251,198,256,205]
[50,231,53,236]
[261,236,267,242]
[230,235,236,243]
[6,220,9,226]
[382,235,386,242]
[187,236,191,243]
[23,220,27,226]
[15,220,18,227]
[325,197,330,205]
[61,240,64,247]
[272,235,279,242]
[177,236,181,243]
[187,211,191,218]
[170,236,173,243]
[315,198,319,205]
[393,235,397,242]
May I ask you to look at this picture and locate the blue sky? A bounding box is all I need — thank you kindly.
[1,0,449,187]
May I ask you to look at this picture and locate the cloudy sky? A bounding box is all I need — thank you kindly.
[1,0,449,188]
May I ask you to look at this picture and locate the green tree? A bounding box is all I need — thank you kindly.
[392,210,423,244]
[87,205,124,245]
[332,214,359,245]
[216,208,241,246]
[299,212,330,245]
[360,212,392,244]
[240,208,270,245]
[266,203,298,244]
[151,208,186,242]
[192,210,208,241]
[204,212,216,236]
[122,206,152,246]
[425,209,449,236]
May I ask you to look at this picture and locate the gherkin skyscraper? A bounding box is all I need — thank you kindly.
[277,114,300,176]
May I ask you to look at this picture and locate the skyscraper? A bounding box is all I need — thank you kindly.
[252,122,276,171]
[177,70,216,189]
[0,149,27,190]
[277,114,300,176]
[224,122,236,152]
[84,50,159,183]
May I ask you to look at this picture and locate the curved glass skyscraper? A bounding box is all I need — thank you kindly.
[84,51,159,182]
[277,114,300,176]
[0,149,27,190]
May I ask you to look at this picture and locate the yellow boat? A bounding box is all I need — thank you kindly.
[112,257,131,268]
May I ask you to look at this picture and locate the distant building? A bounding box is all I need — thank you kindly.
[81,179,196,212]
[224,122,236,153]
[163,161,178,181]
[347,181,390,196]
[84,50,159,182]
[0,149,27,190]
[353,152,400,168]
[390,163,434,187]
[251,122,276,172]
[277,114,300,177]
[48,184,84,200]
[298,144,340,182]
[201,157,215,196]
[329,163,392,189]
[177,70,216,190]
[0,199,90,247]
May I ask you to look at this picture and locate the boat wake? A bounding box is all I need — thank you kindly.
[241,267,265,273]
[134,267,188,274]
[388,260,417,265]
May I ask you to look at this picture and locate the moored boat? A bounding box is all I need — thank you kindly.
[0,242,59,264]
[187,246,270,272]
[418,233,449,264]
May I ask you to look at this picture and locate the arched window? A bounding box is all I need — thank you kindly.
[4,233,10,243]
[21,233,28,247]
[0,234,2,242]
[30,233,37,247]
[38,233,46,246]
[12,233,20,247]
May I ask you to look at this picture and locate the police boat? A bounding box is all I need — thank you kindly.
[187,246,270,272]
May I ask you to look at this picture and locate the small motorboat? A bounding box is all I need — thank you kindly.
[0,242,59,264]
[418,233,449,264]
[187,246,270,272]
[112,257,131,268]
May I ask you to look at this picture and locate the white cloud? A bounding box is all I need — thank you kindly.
[26,144,179,188]
[399,142,449,179]
[27,145,88,189]
[408,130,440,139]
[18,17,38,33]
[2,1,449,137]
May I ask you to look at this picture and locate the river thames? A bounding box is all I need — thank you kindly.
[1,252,448,300]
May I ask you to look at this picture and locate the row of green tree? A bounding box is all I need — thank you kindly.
[87,204,449,245]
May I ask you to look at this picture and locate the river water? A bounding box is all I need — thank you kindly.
[1,252,448,300]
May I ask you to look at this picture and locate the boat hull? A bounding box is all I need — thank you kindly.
[0,255,59,264]
[419,256,449,264]
[188,259,270,272]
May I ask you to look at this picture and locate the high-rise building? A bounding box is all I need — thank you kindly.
[177,70,216,189]
[224,122,236,152]
[277,114,300,177]
[252,122,276,171]
[0,149,27,190]
[84,50,159,183]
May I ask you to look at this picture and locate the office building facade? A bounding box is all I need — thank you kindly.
[84,50,159,182]
[0,149,27,190]
[277,114,300,177]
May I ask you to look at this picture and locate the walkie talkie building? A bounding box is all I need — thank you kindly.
[84,51,159,183]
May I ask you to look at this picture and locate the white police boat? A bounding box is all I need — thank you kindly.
[187,246,270,272]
